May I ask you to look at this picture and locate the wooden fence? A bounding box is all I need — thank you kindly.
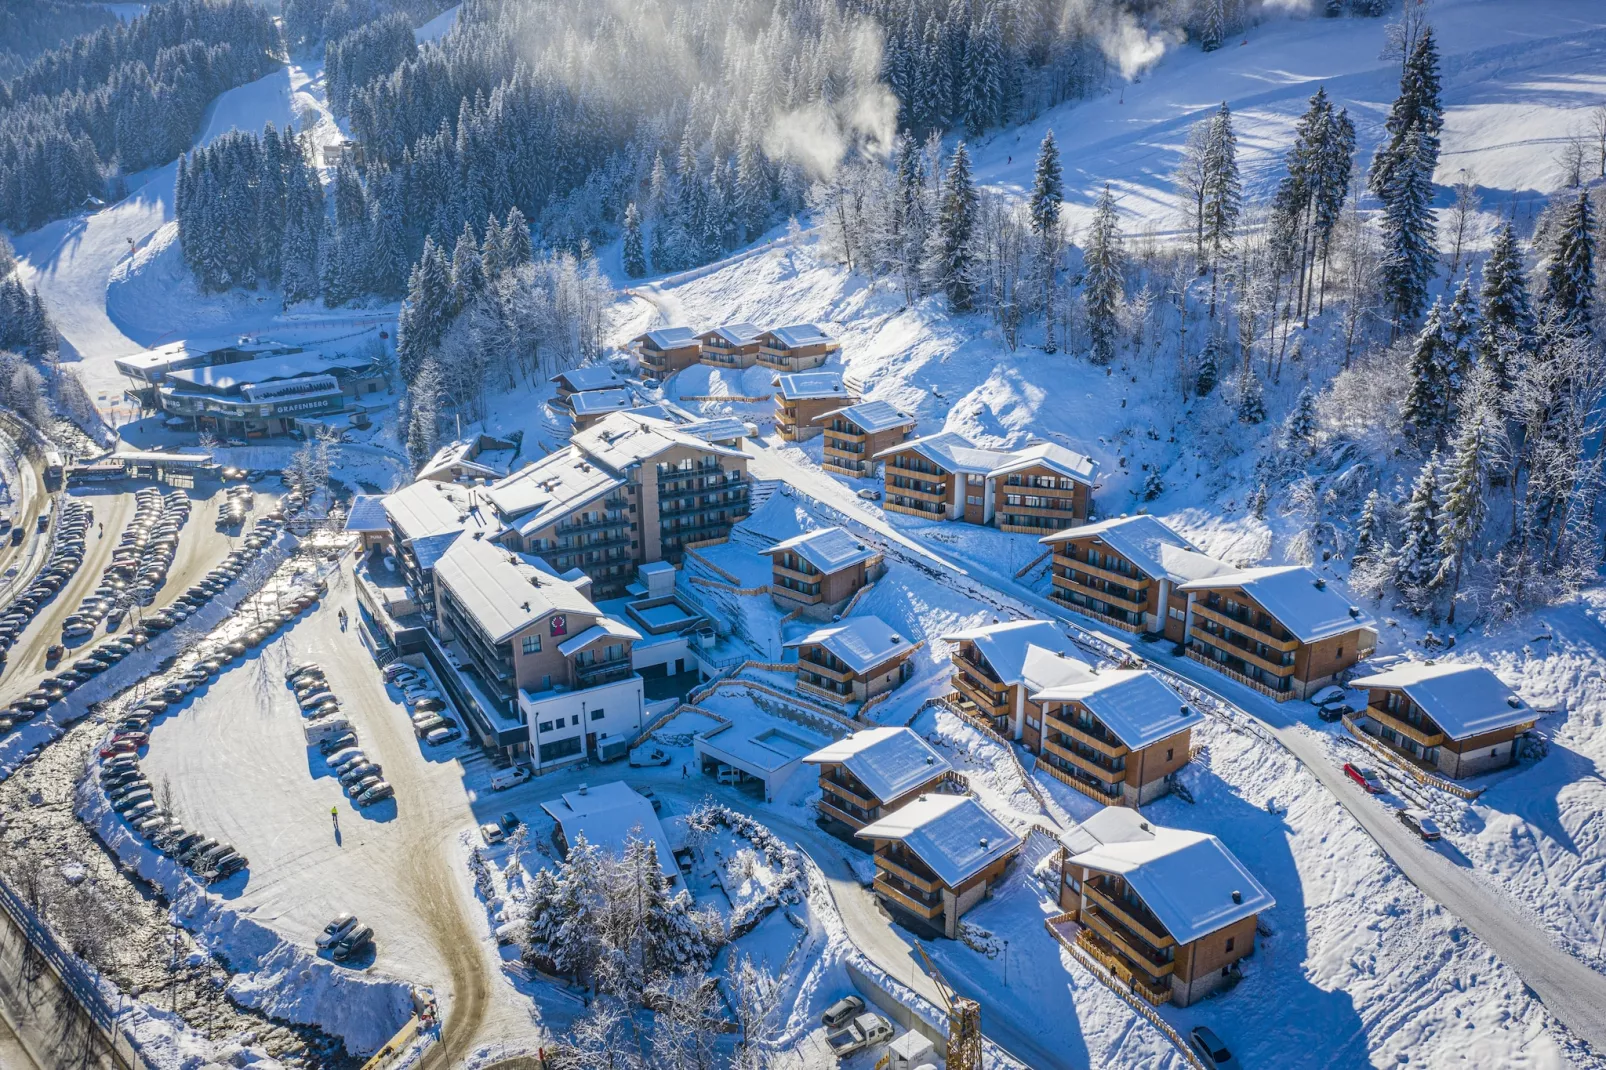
[1341,715,1485,800]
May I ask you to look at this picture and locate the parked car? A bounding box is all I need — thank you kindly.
[1398,808,1442,842]
[480,822,506,845]
[319,732,358,756]
[629,747,671,768]
[1343,762,1385,794]
[825,1012,893,1056]
[357,782,394,806]
[425,726,460,746]
[1189,1026,1240,1070]
[499,811,522,832]
[1308,685,1347,707]
[489,766,531,791]
[330,925,373,962]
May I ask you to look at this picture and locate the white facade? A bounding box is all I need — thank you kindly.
[520,674,646,770]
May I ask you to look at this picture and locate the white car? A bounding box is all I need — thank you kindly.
[480,823,506,844]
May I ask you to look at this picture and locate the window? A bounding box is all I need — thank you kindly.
[571,715,581,726]
[539,736,583,762]
[966,495,982,506]
[538,720,554,733]
[1166,748,1174,761]
[1225,937,1235,953]
[1336,645,1344,658]
[521,634,542,655]
[591,708,605,721]
[1169,607,1186,621]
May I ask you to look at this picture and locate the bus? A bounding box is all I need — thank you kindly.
[42,450,64,491]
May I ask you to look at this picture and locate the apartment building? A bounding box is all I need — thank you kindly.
[1058,808,1274,1006]
[432,533,647,769]
[633,327,702,378]
[817,401,917,478]
[485,412,751,599]
[414,433,519,484]
[699,322,765,368]
[804,726,958,831]
[381,479,498,621]
[774,372,856,442]
[1350,662,1537,778]
[761,526,883,615]
[757,324,840,371]
[1177,567,1378,701]
[878,432,1096,529]
[942,619,1093,741]
[1041,515,1232,639]
[858,794,1022,938]
[1031,670,1201,806]
[785,615,916,707]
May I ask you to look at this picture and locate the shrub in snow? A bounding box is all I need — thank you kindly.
[685,803,805,939]
[1142,468,1164,501]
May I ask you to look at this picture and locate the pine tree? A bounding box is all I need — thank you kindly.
[1354,489,1385,564]
[1196,334,1222,396]
[1370,25,1443,206]
[1083,185,1124,365]
[405,357,444,473]
[522,865,562,965]
[450,224,485,312]
[1434,396,1493,622]
[1440,275,1478,418]
[960,7,1003,136]
[1028,131,1064,240]
[926,142,978,311]
[1235,369,1266,424]
[1540,188,1595,335]
[622,202,647,278]
[502,207,533,268]
[397,237,451,383]
[1402,299,1451,444]
[1394,451,1442,594]
[1200,0,1226,51]
[549,835,603,986]
[1278,385,1319,453]
[1200,101,1241,311]
[1478,221,1532,389]
[1379,127,1438,331]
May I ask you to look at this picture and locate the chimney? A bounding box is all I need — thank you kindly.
[1313,577,1327,590]
[578,783,588,795]
[1232,889,1243,904]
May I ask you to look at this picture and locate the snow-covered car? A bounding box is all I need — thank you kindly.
[825,1012,892,1056]
[856,488,881,501]
[330,925,373,961]
[1308,685,1347,707]
[1398,808,1442,842]
[425,726,460,746]
[316,914,359,949]
[480,822,506,845]
[1317,701,1353,723]
[357,782,394,806]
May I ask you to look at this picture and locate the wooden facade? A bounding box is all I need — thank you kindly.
[867,837,1015,937]
[818,408,916,478]
[1181,582,1376,702]
[756,328,840,371]
[766,548,879,613]
[698,326,764,369]
[811,762,950,831]
[993,464,1090,534]
[793,639,914,707]
[776,390,854,442]
[1043,531,1181,639]
[882,447,961,520]
[1357,683,1535,778]
[633,333,702,378]
[1035,699,1191,807]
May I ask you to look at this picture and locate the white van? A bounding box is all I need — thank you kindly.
[305,717,352,745]
[490,767,531,791]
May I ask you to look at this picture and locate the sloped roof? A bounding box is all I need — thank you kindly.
[416,435,520,483]
[540,782,676,881]
[551,366,626,392]
[1033,669,1200,750]
[942,620,1092,688]
[344,495,389,534]
[874,430,988,471]
[855,794,1021,887]
[166,350,374,391]
[775,371,851,401]
[1064,808,1274,946]
[637,326,701,350]
[803,727,953,802]
[1350,662,1535,740]
[574,412,745,471]
[676,416,752,444]
[762,527,876,574]
[383,479,497,546]
[1177,566,1375,643]
[991,442,1097,484]
[816,400,917,435]
[1040,515,1212,582]
[765,323,836,349]
[702,322,764,346]
[784,615,913,674]
[483,447,623,537]
[433,534,597,643]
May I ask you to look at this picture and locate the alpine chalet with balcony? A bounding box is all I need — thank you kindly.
[943,619,1093,740]
[756,323,840,371]
[761,526,883,616]
[804,727,959,831]
[817,401,917,478]
[698,322,765,368]
[1349,662,1538,778]
[774,371,855,442]
[633,327,702,378]
[858,794,1022,938]
[1031,670,1201,806]
[785,615,916,708]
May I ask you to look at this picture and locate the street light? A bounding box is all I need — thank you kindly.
[1003,938,1010,986]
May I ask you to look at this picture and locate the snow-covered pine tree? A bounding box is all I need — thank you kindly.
[1402,299,1451,444]
[397,237,452,384]
[502,208,533,269]
[1083,184,1125,365]
[1369,24,1443,207]
[405,357,444,473]
[1235,368,1266,423]
[1196,334,1222,396]
[1434,371,1498,622]
[1029,131,1063,352]
[450,224,485,313]
[622,203,647,278]
[1200,0,1226,51]
[1440,275,1478,418]
[926,141,978,311]
[1378,126,1438,332]
[1539,188,1595,336]
[1278,385,1319,453]
[961,7,1003,136]
[549,834,603,987]
[1394,451,1442,596]
[1353,489,1385,564]
[522,865,561,965]
[1201,101,1241,312]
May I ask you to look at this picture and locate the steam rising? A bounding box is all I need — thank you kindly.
[764,21,900,180]
[1064,0,1183,81]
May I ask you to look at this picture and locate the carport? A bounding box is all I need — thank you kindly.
[692,711,831,803]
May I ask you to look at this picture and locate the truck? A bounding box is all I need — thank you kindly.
[825,1012,893,1057]
[304,717,353,746]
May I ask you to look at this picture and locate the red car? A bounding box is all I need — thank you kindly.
[112,731,149,747]
[99,740,139,759]
[1343,762,1384,793]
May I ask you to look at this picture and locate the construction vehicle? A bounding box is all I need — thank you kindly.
[916,943,982,1070]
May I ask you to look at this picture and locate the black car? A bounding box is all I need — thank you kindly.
[319,732,358,755]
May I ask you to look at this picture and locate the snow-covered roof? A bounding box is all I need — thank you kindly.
[344,495,389,534]
[991,442,1098,485]
[556,616,643,657]
[636,327,701,350]
[675,416,752,444]
[551,366,626,392]
[416,435,519,483]
[1177,566,1376,643]
[483,448,623,537]
[764,323,836,349]
[762,527,877,574]
[856,794,1021,888]
[803,727,953,802]
[383,479,498,549]
[874,430,986,471]
[570,388,635,417]
[433,534,598,643]
[573,412,745,471]
[784,615,913,674]
[942,620,1092,689]
[775,371,851,401]
[540,782,676,880]
[816,400,917,435]
[166,350,376,392]
[1063,808,1274,946]
[1033,670,1200,750]
[1159,545,1238,584]
[1349,662,1535,740]
[702,322,764,347]
[1041,514,1224,583]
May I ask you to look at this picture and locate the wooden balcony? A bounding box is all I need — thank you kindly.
[1187,627,1296,678]
[1049,589,1146,633]
[952,671,1010,717]
[1042,737,1125,782]
[820,776,877,811]
[797,678,853,706]
[822,458,871,477]
[875,853,941,893]
[1190,602,1298,652]
[887,481,948,503]
[1185,646,1296,702]
[1052,553,1152,589]
[1042,711,1128,757]
[816,797,869,829]
[874,875,944,919]
[772,562,822,585]
[1035,758,1126,807]
[1000,502,1080,519]
[1364,705,1447,748]
[1083,883,1173,949]
[1075,928,1174,1005]
[797,656,853,683]
[1082,908,1175,978]
[885,499,947,519]
[1051,572,1149,613]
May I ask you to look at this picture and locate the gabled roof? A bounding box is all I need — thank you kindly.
[1177,566,1375,643]
[702,322,764,347]
[815,400,917,435]
[1041,515,1209,582]
[540,782,676,881]
[433,534,597,644]
[990,442,1097,485]
[764,323,836,349]
[1349,662,1535,740]
[775,371,851,401]
[1063,808,1274,946]
[784,615,913,675]
[550,366,626,392]
[1033,669,1200,750]
[556,616,644,657]
[570,388,635,417]
[383,479,497,547]
[344,495,389,534]
[573,412,745,471]
[803,727,953,802]
[873,430,988,471]
[636,326,701,350]
[942,620,1092,689]
[762,527,877,574]
[855,794,1021,887]
[483,448,623,537]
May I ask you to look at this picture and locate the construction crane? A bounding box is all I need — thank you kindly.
[916,943,982,1070]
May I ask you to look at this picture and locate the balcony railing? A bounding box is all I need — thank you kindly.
[574,660,633,687]
[821,776,877,810]
[953,671,1009,715]
[1187,626,1296,677]
[1052,572,1148,613]
[1051,554,1149,588]
[1364,704,1447,748]
[1082,907,1175,976]
[1185,645,1295,701]
[798,678,853,705]
[798,655,853,682]
[1042,735,1125,779]
[873,875,944,918]
[1042,710,1128,756]
[1049,589,1145,633]
[875,852,941,893]
[1084,882,1173,949]
[817,796,869,828]
[1191,602,1297,651]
